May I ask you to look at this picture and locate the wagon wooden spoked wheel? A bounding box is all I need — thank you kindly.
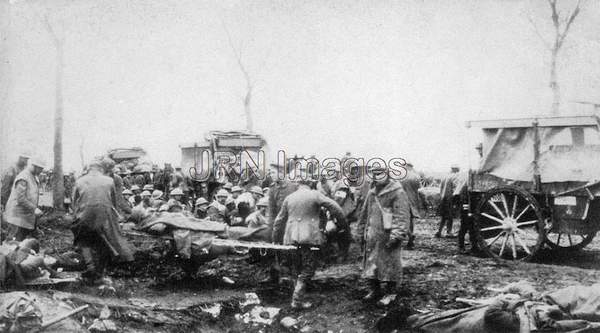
[545,231,596,251]
[475,186,545,261]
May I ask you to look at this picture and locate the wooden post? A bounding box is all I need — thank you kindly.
[532,121,542,192]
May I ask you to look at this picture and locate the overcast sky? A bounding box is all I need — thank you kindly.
[1,0,599,173]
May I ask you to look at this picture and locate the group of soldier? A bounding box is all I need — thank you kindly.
[436,165,479,255]
[1,151,477,309]
[264,161,428,308]
[113,168,272,231]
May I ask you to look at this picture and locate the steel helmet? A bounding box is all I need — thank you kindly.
[19,152,32,159]
[170,188,184,196]
[122,189,133,196]
[101,157,116,171]
[216,189,229,198]
[223,183,233,191]
[151,190,163,200]
[143,184,154,191]
[249,186,263,196]
[231,186,243,193]
[141,190,151,197]
[256,197,268,207]
[167,198,181,208]
[30,156,47,169]
[195,197,209,206]
[131,185,141,191]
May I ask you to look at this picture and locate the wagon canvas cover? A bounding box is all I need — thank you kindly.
[478,125,600,183]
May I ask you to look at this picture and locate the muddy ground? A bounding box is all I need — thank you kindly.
[16,210,600,333]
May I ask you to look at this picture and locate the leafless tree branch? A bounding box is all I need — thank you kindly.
[221,18,253,89]
[526,14,552,50]
[558,0,581,46]
[221,17,255,131]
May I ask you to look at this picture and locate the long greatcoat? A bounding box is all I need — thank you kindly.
[72,170,134,262]
[400,168,424,219]
[1,164,26,208]
[3,168,39,230]
[358,181,410,283]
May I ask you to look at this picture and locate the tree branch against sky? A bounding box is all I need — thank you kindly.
[221,18,255,132]
[528,0,584,115]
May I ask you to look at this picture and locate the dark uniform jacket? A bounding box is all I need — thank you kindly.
[72,170,134,262]
[400,169,424,218]
[112,174,131,215]
[268,180,299,243]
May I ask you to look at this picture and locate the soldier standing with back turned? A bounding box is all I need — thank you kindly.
[273,174,346,309]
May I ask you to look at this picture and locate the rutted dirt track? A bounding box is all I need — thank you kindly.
[29,212,600,332]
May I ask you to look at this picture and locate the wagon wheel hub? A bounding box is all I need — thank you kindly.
[502,218,518,233]
[476,186,545,261]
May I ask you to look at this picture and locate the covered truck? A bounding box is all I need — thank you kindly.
[180,131,268,197]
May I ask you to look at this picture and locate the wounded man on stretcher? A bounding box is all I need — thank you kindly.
[408,282,600,333]
[0,239,61,287]
[122,211,290,263]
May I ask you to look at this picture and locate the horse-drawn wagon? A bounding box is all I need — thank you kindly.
[465,115,600,261]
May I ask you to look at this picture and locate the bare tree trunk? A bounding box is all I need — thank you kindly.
[244,87,253,132]
[52,41,64,209]
[0,1,11,172]
[221,20,257,133]
[79,136,85,170]
[550,48,560,115]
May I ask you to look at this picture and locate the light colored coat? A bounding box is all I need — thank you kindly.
[439,172,459,216]
[358,181,409,283]
[1,164,25,207]
[273,186,345,246]
[3,168,39,230]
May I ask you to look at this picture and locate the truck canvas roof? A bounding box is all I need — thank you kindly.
[465,115,600,129]
[180,131,266,149]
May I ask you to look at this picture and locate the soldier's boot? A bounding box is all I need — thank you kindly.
[470,243,482,255]
[259,266,280,285]
[435,223,443,238]
[337,236,351,264]
[377,282,399,307]
[405,235,415,250]
[384,281,398,294]
[80,247,101,285]
[290,279,312,309]
[362,279,381,302]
